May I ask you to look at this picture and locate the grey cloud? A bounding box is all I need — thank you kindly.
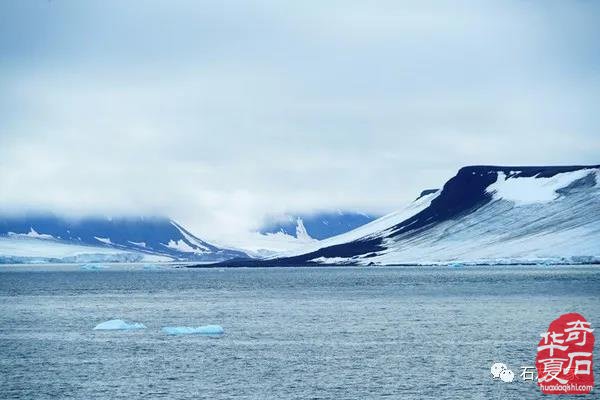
[1,0,599,241]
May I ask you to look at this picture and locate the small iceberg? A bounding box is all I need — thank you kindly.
[93,319,146,331]
[161,325,224,336]
[80,264,110,271]
[449,263,464,268]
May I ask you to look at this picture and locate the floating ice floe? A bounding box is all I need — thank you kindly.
[161,325,224,336]
[93,319,146,330]
[80,264,110,270]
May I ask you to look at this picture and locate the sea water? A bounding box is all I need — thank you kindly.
[0,265,598,399]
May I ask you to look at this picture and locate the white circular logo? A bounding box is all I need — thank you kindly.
[491,362,507,379]
[500,369,514,383]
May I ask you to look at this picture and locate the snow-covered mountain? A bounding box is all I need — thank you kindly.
[226,165,600,266]
[216,211,379,257]
[260,211,378,240]
[0,214,247,263]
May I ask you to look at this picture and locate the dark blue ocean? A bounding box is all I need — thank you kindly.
[1,265,599,399]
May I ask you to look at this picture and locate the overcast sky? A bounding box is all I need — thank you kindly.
[1,0,599,241]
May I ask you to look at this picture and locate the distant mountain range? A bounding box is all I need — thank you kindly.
[259,211,378,240]
[4,165,599,266]
[0,211,379,264]
[0,215,246,263]
[215,165,600,266]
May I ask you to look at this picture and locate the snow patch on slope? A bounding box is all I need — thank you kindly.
[295,218,313,241]
[163,239,197,253]
[94,236,112,245]
[486,169,595,205]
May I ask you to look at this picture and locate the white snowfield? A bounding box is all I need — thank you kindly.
[486,169,596,205]
[306,168,600,266]
[0,236,171,264]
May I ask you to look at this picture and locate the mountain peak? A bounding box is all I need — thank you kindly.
[260,211,379,240]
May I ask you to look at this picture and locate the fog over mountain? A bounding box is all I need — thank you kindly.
[1,1,599,242]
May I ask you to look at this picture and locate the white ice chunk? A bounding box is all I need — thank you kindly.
[161,325,224,336]
[80,264,110,270]
[93,319,146,330]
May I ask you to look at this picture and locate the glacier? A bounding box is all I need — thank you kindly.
[0,236,166,264]
[93,319,146,330]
